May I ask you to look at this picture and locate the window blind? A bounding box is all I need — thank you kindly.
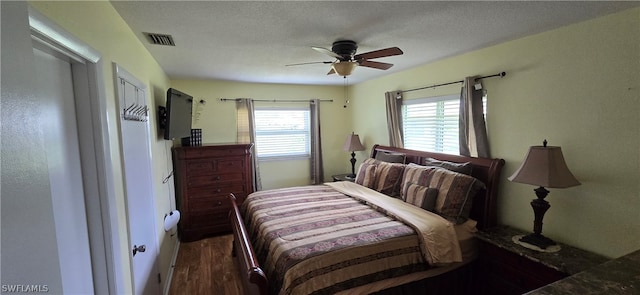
[254,108,310,158]
[402,94,486,155]
[403,95,460,154]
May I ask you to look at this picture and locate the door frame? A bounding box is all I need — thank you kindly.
[29,7,126,294]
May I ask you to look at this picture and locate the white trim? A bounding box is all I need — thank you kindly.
[28,6,124,295]
[114,63,146,90]
[162,240,181,295]
[28,6,99,62]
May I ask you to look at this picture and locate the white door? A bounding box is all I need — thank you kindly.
[32,46,95,293]
[115,65,161,295]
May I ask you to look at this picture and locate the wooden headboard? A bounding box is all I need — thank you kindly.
[370,144,505,230]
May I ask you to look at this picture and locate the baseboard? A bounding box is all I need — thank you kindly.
[163,238,181,295]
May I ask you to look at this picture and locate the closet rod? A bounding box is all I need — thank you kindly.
[401,71,506,94]
[219,98,333,103]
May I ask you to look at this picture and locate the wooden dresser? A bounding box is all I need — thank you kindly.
[173,143,253,242]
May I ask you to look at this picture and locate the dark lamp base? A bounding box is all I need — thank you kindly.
[519,233,556,249]
[346,174,355,179]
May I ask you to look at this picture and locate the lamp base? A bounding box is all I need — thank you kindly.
[519,233,556,249]
[513,235,561,253]
[349,151,357,178]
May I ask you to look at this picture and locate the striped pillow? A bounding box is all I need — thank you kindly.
[363,158,406,197]
[400,163,436,195]
[403,183,438,211]
[355,163,376,189]
[402,163,485,223]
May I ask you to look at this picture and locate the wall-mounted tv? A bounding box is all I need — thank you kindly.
[159,88,193,140]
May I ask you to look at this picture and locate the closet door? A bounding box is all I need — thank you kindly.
[115,64,161,295]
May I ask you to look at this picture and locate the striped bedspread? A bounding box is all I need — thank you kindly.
[241,182,461,295]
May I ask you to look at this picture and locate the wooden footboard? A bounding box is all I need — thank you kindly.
[228,193,268,295]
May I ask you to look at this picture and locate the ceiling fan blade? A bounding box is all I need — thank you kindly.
[312,46,342,59]
[358,60,394,70]
[286,61,333,67]
[354,47,403,60]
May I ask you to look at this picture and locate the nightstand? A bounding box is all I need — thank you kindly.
[332,173,355,182]
[474,225,608,295]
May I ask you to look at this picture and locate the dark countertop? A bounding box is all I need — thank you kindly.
[475,225,609,275]
[525,249,640,294]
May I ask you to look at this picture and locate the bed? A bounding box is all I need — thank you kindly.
[228,144,505,295]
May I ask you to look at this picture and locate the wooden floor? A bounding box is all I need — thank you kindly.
[168,234,243,295]
[167,235,474,295]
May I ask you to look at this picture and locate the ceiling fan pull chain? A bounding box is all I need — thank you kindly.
[343,76,350,108]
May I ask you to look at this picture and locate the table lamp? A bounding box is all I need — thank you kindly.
[508,140,580,249]
[342,132,365,178]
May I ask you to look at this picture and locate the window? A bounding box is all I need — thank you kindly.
[254,108,310,159]
[402,94,486,154]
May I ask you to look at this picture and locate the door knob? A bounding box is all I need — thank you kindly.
[132,244,146,256]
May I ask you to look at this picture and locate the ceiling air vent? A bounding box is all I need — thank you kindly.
[144,32,175,46]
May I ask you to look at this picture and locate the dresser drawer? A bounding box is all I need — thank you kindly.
[187,207,231,228]
[217,159,246,172]
[188,184,247,198]
[185,160,217,174]
[189,196,229,212]
[187,173,244,187]
[178,145,250,159]
[189,193,247,211]
[185,158,246,174]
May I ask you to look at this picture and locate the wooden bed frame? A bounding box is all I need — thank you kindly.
[228,144,505,295]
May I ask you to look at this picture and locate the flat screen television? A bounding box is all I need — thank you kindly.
[160,88,193,140]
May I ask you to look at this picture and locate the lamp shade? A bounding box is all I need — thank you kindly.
[342,133,365,152]
[332,61,358,76]
[508,145,580,188]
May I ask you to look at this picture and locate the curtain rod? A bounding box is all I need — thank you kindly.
[400,71,506,94]
[219,98,333,103]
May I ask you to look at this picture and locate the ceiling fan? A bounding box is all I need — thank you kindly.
[287,40,403,77]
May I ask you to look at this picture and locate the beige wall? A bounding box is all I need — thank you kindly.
[170,80,351,189]
[351,8,640,258]
[28,1,177,292]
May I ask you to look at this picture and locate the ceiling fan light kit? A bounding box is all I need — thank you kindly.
[332,61,358,77]
[294,40,403,77]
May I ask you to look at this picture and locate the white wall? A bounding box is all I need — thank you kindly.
[1,1,64,292]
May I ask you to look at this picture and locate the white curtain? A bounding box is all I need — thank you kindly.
[310,99,324,184]
[236,98,262,191]
[459,77,490,158]
[385,91,404,148]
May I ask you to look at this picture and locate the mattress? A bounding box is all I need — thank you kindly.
[241,182,472,295]
[336,219,479,295]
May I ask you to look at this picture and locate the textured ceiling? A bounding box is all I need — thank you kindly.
[111,1,639,85]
